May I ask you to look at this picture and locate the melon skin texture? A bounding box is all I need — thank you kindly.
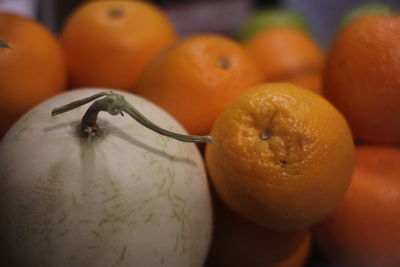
[0,88,212,267]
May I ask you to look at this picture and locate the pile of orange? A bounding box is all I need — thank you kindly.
[204,5,400,267]
[1,0,176,137]
[2,1,400,266]
[313,6,400,266]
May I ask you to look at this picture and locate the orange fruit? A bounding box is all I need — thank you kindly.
[285,70,321,94]
[314,145,400,266]
[323,15,400,144]
[0,13,67,136]
[205,83,355,231]
[61,0,176,91]
[244,26,323,94]
[206,194,311,267]
[135,34,264,136]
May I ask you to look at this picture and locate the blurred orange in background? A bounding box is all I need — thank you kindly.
[206,194,311,267]
[244,26,323,94]
[323,14,400,145]
[314,145,400,267]
[135,34,264,136]
[0,12,66,137]
[61,0,176,91]
[284,68,321,94]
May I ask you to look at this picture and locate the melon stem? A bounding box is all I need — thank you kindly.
[51,91,214,143]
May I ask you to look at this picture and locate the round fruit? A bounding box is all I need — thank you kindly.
[207,194,311,267]
[0,12,67,136]
[0,88,212,267]
[323,15,400,144]
[244,26,323,94]
[135,34,264,136]
[237,8,308,41]
[205,83,355,231]
[61,0,176,91]
[314,145,400,267]
[285,69,321,93]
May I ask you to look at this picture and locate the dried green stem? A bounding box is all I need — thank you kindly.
[51,91,214,143]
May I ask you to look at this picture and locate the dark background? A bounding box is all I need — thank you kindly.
[2,0,400,47]
[39,0,400,47]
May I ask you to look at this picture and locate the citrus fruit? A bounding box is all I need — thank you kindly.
[323,15,400,144]
[237,8,308,41]
[205,83,355,231]
[61,0,176,91]
[206,194,311,267]
[285,69,321,93]
[134,34,264,136]
[244,26,323,94]
[314,145,400,266]
[0,12,66,136]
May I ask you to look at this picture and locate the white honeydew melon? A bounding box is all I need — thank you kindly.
[0,88,213,267]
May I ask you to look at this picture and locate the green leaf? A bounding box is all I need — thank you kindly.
[340,3,395,28]
[237,9,309,42]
